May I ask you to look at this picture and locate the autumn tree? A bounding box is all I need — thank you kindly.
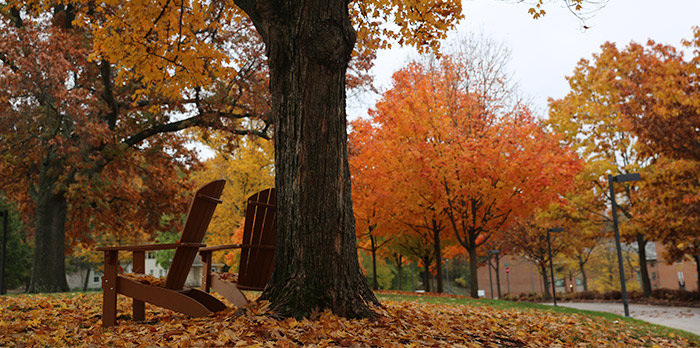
[192,136,275,265]
[0,198,32,291]
[0,4,269,292]
[552,166,610,292]
[506,208,572,300]
[4,0,596,316]
[634,158,700,289]
[547,41,659,297]
[620,26,700,162]
[352,51,581,298]
[349,119,399,290]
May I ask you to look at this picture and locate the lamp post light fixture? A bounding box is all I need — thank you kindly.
[546,227,563,306]
[608,172,641,317]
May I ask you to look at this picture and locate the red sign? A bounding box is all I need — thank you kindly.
[505,267,510,274]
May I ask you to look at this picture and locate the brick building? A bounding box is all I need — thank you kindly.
[476,242,698,299]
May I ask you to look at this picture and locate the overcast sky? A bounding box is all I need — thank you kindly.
[348,0,700,120]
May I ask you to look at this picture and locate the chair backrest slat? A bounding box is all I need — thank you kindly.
[165,180,226,290]
[238,188,276,290]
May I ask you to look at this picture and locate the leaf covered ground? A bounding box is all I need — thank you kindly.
[0,292,697,347]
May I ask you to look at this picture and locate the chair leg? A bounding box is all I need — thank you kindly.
[102,250,118,327]
[132,251,146,321]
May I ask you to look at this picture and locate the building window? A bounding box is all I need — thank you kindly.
[651,272,656,280]
[576,278,583,286]
[93,275,101,283]
[555,279,565,287]
[159,269,164,277]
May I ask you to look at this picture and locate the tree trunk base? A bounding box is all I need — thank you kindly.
[260,273,380,319]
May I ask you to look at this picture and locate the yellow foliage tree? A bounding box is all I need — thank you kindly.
[192,136,275,267]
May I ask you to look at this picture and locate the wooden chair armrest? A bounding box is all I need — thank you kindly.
[199,244,274,253]
[96,242,206,252]
[199,244,243,253]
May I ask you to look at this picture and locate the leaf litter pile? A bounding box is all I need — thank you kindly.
[1,293,696,347]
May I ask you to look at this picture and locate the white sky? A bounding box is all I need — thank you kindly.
[347,0,700,120]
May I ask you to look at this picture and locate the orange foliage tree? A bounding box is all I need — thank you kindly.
[351,54,581,298]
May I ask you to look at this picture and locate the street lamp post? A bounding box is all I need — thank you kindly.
[608,172,641,317]
[546,227,563,306]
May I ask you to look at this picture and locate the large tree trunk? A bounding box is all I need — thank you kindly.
[251,0,379,318]
[433,219,443,293]
[468,243,479,298]
[636,233,652,297]
[28,159,69,293]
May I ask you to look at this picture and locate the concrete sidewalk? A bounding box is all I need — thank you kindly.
[544,302,700,336]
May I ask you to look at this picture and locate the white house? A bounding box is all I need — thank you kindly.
[67,252,205,290]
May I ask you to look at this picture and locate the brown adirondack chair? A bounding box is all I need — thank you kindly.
[96,180,228,327]
[199,188,275,307]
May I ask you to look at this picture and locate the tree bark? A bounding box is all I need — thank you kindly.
[578,258,589,292]
[82,268,90,292]
[540,264,551,300]
[433,219,443,293]
[693,254,699,291]
[422,256,431,292]
[28,156,69,293]
[371,235,378,290]
[395,253,403,290]
[468,242,479,298]
[636,233,652,297]
[494,254,502,299]
[246,0,379,318]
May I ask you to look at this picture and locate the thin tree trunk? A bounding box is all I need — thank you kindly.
[394,253,403,290]
[251,0,379,318]
[423,256,431,292]
[29,160,69,293]
[433,219,443,293]
[82,268,90,292]
[396,254,403,291]
[636,233,652,297]
[693,254,699,291]
[494,255,501,299]
[540,264,551,300]
[468,243,479,298]
[579,258,589,292]
[371,235,378,290]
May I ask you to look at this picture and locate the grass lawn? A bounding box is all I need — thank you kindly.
[0,291,697,347]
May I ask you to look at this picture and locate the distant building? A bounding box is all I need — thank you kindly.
[476,241,698,299]
[67,252,205,290]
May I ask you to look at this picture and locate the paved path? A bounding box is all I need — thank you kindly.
[544,302,700,336]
